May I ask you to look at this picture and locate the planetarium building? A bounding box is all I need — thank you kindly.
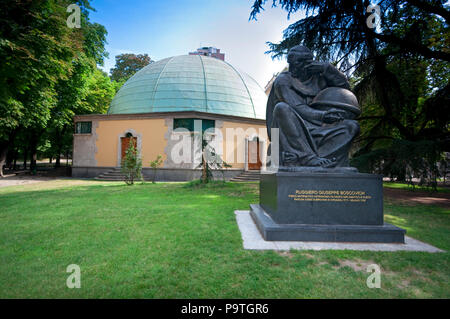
[72,55,268,180]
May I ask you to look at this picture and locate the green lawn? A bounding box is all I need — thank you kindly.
[0,180,448,298]
[383,181,450,193]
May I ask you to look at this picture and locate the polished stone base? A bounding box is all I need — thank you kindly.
[259,171,385,225]
[237,211,439,251]
[277,166,358,173]
[250,204,406,243]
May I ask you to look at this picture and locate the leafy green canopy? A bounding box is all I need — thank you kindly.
[1,0,72,138]
[251,0,449,67]
[0,0,115,172]
[110,53,153,83]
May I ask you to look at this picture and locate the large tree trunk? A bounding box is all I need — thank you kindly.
[29,136,38,174]
[54,128,64,168]
[23,147,27,170]
[55,154,61,168]
[29,129,45,174]
[30,152,37,173]
[0,131,17,177]
[30,154,37,173]
[6,150,13,170]
[0,144,7,178]
[359,0,412,141]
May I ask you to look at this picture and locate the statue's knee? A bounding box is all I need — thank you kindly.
[273,102,291,118]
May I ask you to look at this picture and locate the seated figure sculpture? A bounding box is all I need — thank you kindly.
[267,45,361,168]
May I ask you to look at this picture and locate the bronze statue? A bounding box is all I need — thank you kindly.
[267,45,361,168]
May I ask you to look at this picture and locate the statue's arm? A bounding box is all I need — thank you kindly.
[274,76,324,125]
[292,104,323,126]
[322,63,350,89]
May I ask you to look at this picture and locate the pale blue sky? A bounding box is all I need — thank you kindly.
[89,0,304,87]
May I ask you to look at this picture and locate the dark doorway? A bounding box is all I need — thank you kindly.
[248,137,262,170]
[121,133,137,162]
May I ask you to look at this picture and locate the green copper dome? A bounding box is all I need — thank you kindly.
[107,55,267,119]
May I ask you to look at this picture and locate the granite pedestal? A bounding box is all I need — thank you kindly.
[250,170,406,243]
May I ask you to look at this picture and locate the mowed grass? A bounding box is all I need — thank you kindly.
[383,181,450,193]
[0,180,448,298]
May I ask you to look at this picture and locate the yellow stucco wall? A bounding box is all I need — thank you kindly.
[95,118,167,167]
[91,117,267,169]
[220,121,268,169]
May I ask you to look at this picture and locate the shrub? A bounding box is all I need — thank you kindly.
[120,140,142,185]
[149,155,163,183]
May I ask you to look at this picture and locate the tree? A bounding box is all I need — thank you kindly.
[48,64,115,167]
[121,139,142,185]
[251,0,450,187]
[83,69,116,114]
[197,134,230,184]
[48,54,92,168]
[0,0,79,176]
[0,0,109,176]
[45,4,109,169]
[199,138,213,184]
[351,5,449,186]
[250,0,450,64]
[110,53,153,82]
[149,155,163,184]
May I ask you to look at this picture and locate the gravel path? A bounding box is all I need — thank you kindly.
[0,174,56,188]
[384,187,450,209]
